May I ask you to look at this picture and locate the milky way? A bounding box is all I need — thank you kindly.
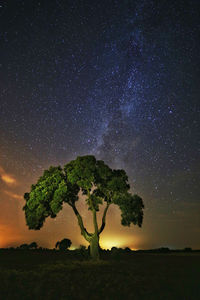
[0,0,199,249]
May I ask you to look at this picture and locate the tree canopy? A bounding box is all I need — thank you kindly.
[23,155,144,259]
[55,238,72,251]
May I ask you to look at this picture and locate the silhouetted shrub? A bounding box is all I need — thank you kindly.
[29,242,38,249]
[19,244,29,250]
[75,245,89,259]
[184,247,192,252]
[55,238,72,251]
[110,247,124,259]
[124,247,131,253]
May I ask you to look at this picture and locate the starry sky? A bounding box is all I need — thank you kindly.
[0,0,199,250]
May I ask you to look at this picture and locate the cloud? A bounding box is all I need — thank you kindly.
[4,190,22,200]
[0,166,17,185]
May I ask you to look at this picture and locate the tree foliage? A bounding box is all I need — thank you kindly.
[24,166,79,229]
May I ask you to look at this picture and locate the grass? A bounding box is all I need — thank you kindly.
[0,249,200,299]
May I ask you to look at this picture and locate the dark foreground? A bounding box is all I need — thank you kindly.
[0,250,200,300]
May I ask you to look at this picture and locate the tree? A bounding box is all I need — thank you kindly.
[55,238,72,251]
[29,242,38,249]
[23,155,144,260]
[19,243,29,250]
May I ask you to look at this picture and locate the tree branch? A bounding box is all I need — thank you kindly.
[92,209,99,234]
[71,204,92,241]
[87,189,99,235]
[99,202,110,234]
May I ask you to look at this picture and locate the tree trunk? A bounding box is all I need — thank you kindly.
[89,234,100,260]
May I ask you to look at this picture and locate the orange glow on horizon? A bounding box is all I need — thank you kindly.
[100,235,138,250]
[0,225,23,248]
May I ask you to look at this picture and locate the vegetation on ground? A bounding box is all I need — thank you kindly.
[0,249,199,300]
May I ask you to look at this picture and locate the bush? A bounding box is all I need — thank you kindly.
[55,239,72,251]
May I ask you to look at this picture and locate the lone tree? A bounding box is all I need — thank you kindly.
[55,238,72,251]
[23,155,144,260]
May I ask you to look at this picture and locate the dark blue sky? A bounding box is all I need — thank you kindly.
[0,0,199,249]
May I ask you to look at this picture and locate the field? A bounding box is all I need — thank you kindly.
[0,249,200,300]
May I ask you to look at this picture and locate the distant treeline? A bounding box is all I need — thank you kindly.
[134,247,200,253]
[0,246,199,253]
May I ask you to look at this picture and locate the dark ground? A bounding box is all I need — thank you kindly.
[0,249,199,300]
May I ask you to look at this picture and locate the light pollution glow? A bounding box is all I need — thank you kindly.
[0,224,23,248]
[99,236,138,250]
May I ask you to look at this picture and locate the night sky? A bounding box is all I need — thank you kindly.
[0,0,199,250]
